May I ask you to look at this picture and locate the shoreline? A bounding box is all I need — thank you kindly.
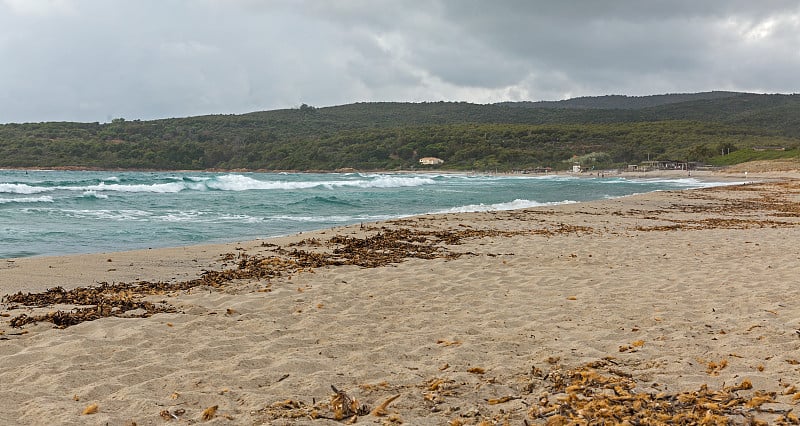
[0,169,783,288]
[1,168,772,262]
[2,173,800,424]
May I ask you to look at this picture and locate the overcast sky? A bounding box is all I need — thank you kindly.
[1,0,799,123]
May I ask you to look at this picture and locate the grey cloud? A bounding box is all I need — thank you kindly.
[1,0,799,123]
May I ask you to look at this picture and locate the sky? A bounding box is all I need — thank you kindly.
[1,0,799,123]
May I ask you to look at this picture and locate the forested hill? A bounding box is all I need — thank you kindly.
[497,91,743,110]
[1,92,799,171]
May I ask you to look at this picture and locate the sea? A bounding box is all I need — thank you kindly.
[0,170,741,259]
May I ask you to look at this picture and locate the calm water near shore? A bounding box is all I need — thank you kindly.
[1,170,739,258]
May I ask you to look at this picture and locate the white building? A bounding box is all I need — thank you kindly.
[419,157,444,165]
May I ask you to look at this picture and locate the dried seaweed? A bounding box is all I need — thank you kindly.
[256,385,371,422]
[526,361,792,425]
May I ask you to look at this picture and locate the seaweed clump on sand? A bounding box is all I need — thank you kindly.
[526,361,793,425]
[283,226,489,268]
[2,283,178,329]
[1,226,535,330]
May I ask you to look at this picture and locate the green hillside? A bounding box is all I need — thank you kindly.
[497,91,742,110]
[1,93,799,171]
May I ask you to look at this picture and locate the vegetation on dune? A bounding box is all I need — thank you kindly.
[707,148,800,166]
[1,93,800,171]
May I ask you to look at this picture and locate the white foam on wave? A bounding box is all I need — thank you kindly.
[206,174,437,191]
[0,183,53,194]
[74,181,188,193]
[206,174,319,191]
[2,180,191,194]
[82,190,109,199]
[157,211,205,222]
[434,199,578,214]
[219,214,264,223]
[633,177,706,185]
[344,175,436,188]
[5,173,438,197]
[624,177,747,188]
[0,196,54,204]
[62,209,153,221]
[688,180,749,188]
[268,214,397,222]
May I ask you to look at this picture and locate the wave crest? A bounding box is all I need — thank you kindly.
[0,183,53,194]
[0,196,55,204]
[435,199,577,214]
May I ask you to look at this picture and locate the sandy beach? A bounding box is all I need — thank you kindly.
[2,168,800,425]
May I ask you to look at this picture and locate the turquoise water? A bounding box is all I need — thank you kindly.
[0,170,737,258]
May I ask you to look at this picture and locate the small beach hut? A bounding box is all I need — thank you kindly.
[419,157,444,165]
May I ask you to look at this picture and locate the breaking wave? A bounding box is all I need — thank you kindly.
[434,199,578,214]
[1,173,439,195]
[0,196,54,204]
